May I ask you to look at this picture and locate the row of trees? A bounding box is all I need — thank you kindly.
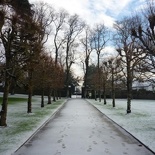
[111,1,155,113]
[1,0,155,126]
[0,0,36,126]
[82,1,155,113]
[0,1,84,126]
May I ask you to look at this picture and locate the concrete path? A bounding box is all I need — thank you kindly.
[13,99,154,155]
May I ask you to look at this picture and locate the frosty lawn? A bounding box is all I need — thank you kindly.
[0,96,155,154]
[87,99,155,153]
[0,94,66,155]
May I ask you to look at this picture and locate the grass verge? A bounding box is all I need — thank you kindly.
[0,95,66,155]
[0,96,28,105]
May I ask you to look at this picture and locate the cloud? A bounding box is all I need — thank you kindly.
[29,0,145,28]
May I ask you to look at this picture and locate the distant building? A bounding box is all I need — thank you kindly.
[132,80,155,92]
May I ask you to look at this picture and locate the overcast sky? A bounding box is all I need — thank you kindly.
[29,0,146,28]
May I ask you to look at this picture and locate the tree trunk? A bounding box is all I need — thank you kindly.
[58,90,61,99]
[66,68,70,98]
[53,90,56,102]
[127,81,132,113]
[84,88,87,98]
[55,90,58,100]
[94,90,97,101]
[84,59,88,99]
[67,87,71,98]
[0,77,10,126]
[127,65,132,113]
[27,86,32,113]
[48,88,52,104]
[112,91,115,108]
[97,53,101,102]
[41,88,44,107]
[103,87,107,105]
[99,90,101,102]
[27,70,33,113]
[111,68,115,107]
[10,79,15,95]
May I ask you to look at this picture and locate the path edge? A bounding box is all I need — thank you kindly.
[86,99,155,154]
[13,99,68,154]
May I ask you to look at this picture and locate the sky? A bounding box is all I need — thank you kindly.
[28,0,146,79]
[29,0,146,28]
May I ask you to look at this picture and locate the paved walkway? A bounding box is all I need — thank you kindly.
[13,99,154,155]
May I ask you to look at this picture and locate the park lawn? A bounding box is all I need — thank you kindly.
[0,94,66,155]
[88,98,155,153]
[0,96,28,104]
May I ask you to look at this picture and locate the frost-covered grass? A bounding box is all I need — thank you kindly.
[87,98,155,153]
[0,94,66,155]
[1,95,154,154]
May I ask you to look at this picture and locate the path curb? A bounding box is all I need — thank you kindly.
[13,99,68,154]
[86,99,155,154]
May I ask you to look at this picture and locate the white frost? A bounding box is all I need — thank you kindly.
[88,98,155,152]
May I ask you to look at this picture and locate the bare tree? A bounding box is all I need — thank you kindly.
[101,61,110,104]
[131,1,155,84]
[50,9,68,101]
[33,2,54,45]
[80,26,93,98]
[91,23,109,102]
[64,14,85,97]
[131,1,155,57]
[114,17,146,113]
[108,56,123,107]
[53,9,68,65]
